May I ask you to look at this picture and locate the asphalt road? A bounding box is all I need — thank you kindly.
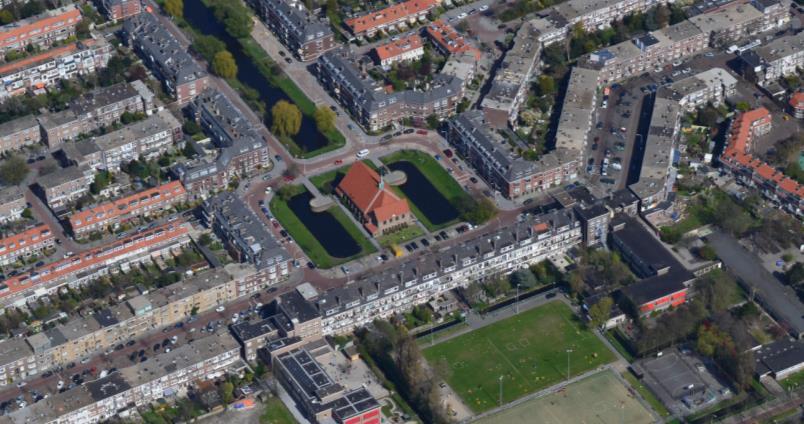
[707,231,804,338]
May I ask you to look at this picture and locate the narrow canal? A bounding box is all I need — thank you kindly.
[287,191,361,258]
[386,161,458,226]
[182,0,328,152]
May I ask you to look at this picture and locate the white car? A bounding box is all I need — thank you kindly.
[356,149,370,159]
[265,186,272,194]
[215,305,225,313]
[457,12,467,19]
[479,4,488,11]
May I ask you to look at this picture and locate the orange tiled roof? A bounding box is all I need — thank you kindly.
[0,6,82,47]
[374,34,423,61]
[0,222,188,297]
[68,181,186,232]
[0,225,53,260]
[790,92,804,110]
[337,162,410,222]
[0,41,90,76]
[425,19,481,60]
[346,0,437,34]
[721,107,803,201]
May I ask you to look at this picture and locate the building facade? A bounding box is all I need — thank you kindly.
[740,32,804,86]
[0,224,54,267]
[373,34,424,70]
[0,186,26,224]
[661,67,737,112]
[345,0,437,37]
[101,0,142,20]
[91,109,182,172]
[35,165,95,210]
[68,181,187,238]
[0,5,82,54]
[0,115,41,154]
[122,12,210,103]
[0,37,112,99]
[256,0,337,61]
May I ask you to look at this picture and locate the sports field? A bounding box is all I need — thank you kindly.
[474,370,655,424]
[422,301,616,413]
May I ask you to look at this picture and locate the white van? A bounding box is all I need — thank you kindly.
[356,149,370,159]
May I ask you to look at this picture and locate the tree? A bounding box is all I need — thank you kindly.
[90,170,112,194]
[0,9,13,25]
[785,262,804,285]
[198,233,213,246]
[425,114,439,130]
[735,101,751,112]
[510,269,537,289]
[536,75,555,96]
[654,4,670,28]
[0,155,29,185]
[192,34,226,62]
[75,19,91,39]
[313,106,336,134]
[219,381,234,404]
[164,0,183,18]
[696,270,735,313]
[211,0,253,39]
[270,100,302,138]
[212,50,238,79]
[696,244,717,261]
[588,297,613,330]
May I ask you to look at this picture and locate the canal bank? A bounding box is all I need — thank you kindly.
[181,0,345,158]
[269,185,375,269]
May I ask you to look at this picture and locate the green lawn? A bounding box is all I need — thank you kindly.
[269,186,375,269]
[780,369,804,392]
[376,226,424,248]
[622,371,671,417]
[380,150,472,231]
[259,397,297,424]
[423,301,616,413]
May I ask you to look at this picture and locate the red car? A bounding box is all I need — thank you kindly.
[271,220,280,228]
[416,129,428,135]
[334,159,343,165]
[283,175,295,182]
[443,149,453,158]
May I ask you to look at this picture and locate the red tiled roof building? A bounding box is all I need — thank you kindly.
[789,92,804,119]
[336,162,414,236]
[720,107,803,216]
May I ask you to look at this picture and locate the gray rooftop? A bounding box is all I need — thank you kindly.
[36,165,89,189]
[203,192,288,271]
[688,2,763,34]
[752,31,804,63]
[0,115,38,137]
[629,98,680,200]
[259,0,332,42]
[123,12,208,86]
[93,109,180,151]
[0,186,24,206]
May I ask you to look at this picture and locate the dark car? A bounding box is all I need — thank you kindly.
[439,231,449,239]
[140,357,148,363]
[545,292,557,299]
[126,340,136,347]
[66,362,76,369]
[284,57,292,64]
[114,344,124,351]
[394,131,402,137]
[410,241,419,250]
[280,230,289,238]
[403,128,415,134]
[41,371,53,378]
[153,344,160,352]
[420,239,430,247]
[469,176,478,184]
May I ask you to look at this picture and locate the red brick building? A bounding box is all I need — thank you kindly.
[100,0,142,20]
[336,162,413,236]
[0,5,81,54]
[345,0,437,37]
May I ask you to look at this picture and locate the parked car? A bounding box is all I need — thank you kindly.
[356,149,370,159]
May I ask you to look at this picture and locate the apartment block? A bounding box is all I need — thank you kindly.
[232,290,322,361]
[751,0,791,33]
[68,181,187,238]
[424,19,481,61]
[101,0,142,20]
[307,208,582,335]
[37,82,149,148]
[0,221,191,308]
[122,11,210,103]
[373,34,424,70]
[317,49,464,131]
[0,37,112,99]
[0,115,41,154]
[91,109,182,172]
[34,165,95,210]
[201,192,291,285]
[688,2,765,47]
[345,0,437,37]
[272,344,381,424]
[660,67,737,112]
[174,90,270,192]
[586,20,708,85]
[721,108,803,216]
[2,332,240,423]
[628,97,681,211]
[552,0,663,33]
[450,67,597,200]
[0,186,26,224]
[256,0,337,61]
[59,139,103,170]
[0,224,54,266]
[740,32,804,86]
[480,21,541,129]
[0,5,82,55]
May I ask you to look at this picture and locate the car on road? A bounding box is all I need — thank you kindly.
[403,128,414,134]
[469,176,478,184]
[479,4,488,11]
[420,238,430,247]
[278,50,285,56]
[416,129,428,135]
[394,131,402,137]
[284,57,292,64]
[434,154,441,161]
[356,148,370,159]
[283,175,294,182]
[215,305,225,313]
[264,186,272,195]
[457,12,467,19]
[380,134,392,142]
[443,149,453,158]
[334,159,343,165]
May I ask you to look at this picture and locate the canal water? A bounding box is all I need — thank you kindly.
[386,161,458,226]
[183,0,328,153]
[287,191,361,258]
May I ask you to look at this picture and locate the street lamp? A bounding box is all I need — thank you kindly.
[498,375,504,407]
[566,349,573,381]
